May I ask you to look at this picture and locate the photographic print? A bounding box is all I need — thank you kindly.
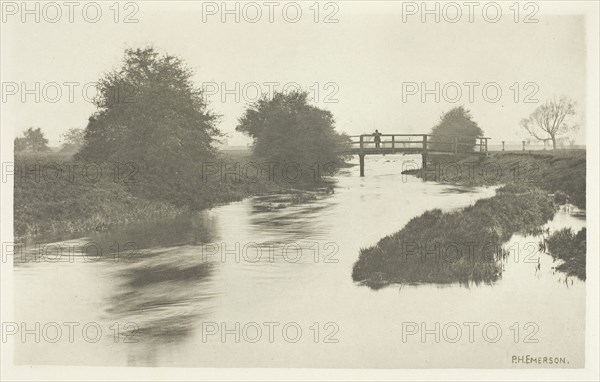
[1,1,598,381]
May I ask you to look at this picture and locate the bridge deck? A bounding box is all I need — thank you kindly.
[340,134,490,176]
[338,147,489,156]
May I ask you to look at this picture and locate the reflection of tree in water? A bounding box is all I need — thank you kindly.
[89,211,219,251]
[100,212,220,344]
[248,191,336,241]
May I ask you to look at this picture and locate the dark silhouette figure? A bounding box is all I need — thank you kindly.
[373,130,382,148]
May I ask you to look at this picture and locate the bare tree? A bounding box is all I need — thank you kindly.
[520,97,577,150]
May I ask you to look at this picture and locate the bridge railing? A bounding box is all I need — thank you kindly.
[344,134,490,154]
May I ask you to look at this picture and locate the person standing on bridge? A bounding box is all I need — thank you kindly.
[373,130,382,148]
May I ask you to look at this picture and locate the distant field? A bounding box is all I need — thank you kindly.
[488,145,586,151]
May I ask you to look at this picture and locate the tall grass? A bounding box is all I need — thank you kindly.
[407,151,586,208]
[352,186,557,287]
[545,228,586,280]
[14,154,183,239]
[14,151,277,239]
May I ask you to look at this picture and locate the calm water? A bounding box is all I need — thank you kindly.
[14,155,586,368]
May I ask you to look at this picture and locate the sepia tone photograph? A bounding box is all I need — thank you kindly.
[1,1,598,381]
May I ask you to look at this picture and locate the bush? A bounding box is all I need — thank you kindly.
[429,106,483,153]
[546,228,586,280]
[76,47,220,209]
[236,91,349,185]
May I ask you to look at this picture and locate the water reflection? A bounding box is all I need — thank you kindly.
[247,193,336,241]
[13,154,586,368]
[106,249,216,343]
[98,214,220,344]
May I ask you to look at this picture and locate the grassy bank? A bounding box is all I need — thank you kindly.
[405,150,586,208]
[352,185,557,287]
[354,150,586,287]
[13,151,278,240]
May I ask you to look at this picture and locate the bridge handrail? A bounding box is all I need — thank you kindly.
[341,133,490,155]
[346,134,490,139]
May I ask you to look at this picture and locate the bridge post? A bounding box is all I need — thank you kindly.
[359,154,365,177]
[502,141,505,151]
[422,135,428,174]
[359,134,366,176]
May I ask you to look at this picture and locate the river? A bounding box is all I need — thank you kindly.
[13,154,586,368]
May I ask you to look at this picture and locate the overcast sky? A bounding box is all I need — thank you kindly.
[1,1,592,146]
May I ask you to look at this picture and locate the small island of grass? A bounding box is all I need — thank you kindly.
[352,185,557,288]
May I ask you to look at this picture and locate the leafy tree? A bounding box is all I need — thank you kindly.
[76,47,220,207]
[521,97,577,150]
[429,106,484,153]
[14,127,50,152]
[59,128,85,153]
[14,137,28,152]
[236,91,347,184]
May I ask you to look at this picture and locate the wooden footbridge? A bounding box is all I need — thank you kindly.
[339,134,490,176]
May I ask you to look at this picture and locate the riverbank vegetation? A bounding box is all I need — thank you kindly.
[546,228,586,280]
[405,150,586,208]
[354,101,585,287]
[14,46,240,240]
[429,106,484,153]
[14,150,277,239]
[15,47,348,240]
[75,47,224,210]
[14,152,183,238]
[236,90,350,185]
[354,149,586,287]
[352,185,557,287]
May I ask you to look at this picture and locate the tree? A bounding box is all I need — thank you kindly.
[14,127,50,152]
[14,137,28,152]
[76,47,220,207]
[59,128,85,153]
[521,97,577,150]
[429,106,484,153]
[237,91,347,184]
